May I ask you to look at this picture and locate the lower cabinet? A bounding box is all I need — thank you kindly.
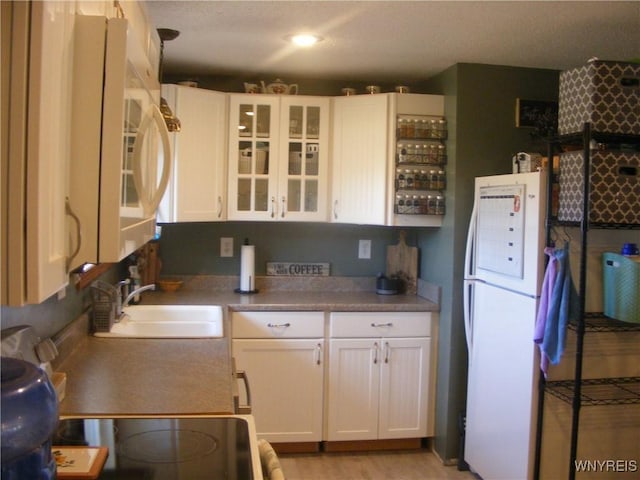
[326,312,435,441]
[231,310,436,445]
[231,311,324,443]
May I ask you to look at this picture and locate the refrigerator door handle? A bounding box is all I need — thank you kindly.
[463,279,474,354]
[463,197,479,355]
[464,197,478,280]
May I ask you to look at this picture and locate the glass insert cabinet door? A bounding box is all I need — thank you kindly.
[228,95,279,220]
[278,97,329,221]
[228,95,329,221]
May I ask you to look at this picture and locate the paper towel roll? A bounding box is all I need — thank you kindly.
[240,244,255,292]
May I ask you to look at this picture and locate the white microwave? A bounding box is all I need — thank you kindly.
[69,16,171,267]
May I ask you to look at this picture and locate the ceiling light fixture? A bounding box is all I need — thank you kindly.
[287,33,323,47]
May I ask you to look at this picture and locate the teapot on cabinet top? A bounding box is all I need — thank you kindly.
[261,79,298,95]
[243,82,261,94]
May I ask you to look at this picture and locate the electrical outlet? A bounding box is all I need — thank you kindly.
[220,237,234,257]
[358,239,372,259]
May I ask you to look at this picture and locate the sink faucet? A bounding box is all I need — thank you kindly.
[123,284,156,309]
[114,279,130,318]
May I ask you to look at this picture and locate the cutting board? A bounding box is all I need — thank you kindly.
[386,231,418,294]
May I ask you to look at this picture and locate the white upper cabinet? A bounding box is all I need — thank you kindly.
[2,0,75,305]
[331,94,389,225]
[227,94,330,221]
[331,93,445,227]
[26,0,75,302]
[277,96,330,222]
[159,85,228,222]
[227,94,279,221]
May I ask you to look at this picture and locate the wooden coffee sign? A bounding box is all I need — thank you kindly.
[267,262,330,276]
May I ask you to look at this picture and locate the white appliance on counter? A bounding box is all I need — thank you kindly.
[69,15,171,266]
[463,171,546,480]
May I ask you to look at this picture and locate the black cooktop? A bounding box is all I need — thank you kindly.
[53,417,254,479]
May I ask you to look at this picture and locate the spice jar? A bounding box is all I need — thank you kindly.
[406,118,416,138]
[437,170,446,190]
[405,169,415,189]
[437,118,448,139]
[398,118,408,138]
[435,195,446,215]
[397,143,407,163]
[397,168,406,189]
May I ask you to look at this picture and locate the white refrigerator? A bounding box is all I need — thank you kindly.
[463,171,547,480]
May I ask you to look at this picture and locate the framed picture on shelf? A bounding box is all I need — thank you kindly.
[515,98,558,129]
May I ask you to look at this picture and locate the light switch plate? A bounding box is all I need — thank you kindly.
[220,237,234,257]
[358,239,372,259]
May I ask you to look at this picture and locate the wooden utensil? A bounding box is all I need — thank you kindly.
[386,231,418,294]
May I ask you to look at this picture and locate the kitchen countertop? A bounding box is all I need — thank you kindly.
[56,324,234,416]
[56,282,438,417]
[143,289,439,312]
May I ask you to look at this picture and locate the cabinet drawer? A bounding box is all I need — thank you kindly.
[232,311,324,338]
[330,312,431,338]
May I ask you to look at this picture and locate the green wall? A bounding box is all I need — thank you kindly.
[417,63,559,463]
[158,221,419,277]
[0,265,122,339]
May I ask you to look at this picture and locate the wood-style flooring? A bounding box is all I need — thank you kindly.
[278,449,478,480]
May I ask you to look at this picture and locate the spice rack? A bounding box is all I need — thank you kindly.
[394,114,447,216]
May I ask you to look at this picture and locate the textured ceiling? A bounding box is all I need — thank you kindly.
[145,1,640,82]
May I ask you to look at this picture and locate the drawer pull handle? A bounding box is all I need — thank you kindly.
[384,341,390,364]
[371,322,393,328]
[235,370,252,414]
[316,343,322,365]
[373,342,379,364]
[267,322,291,328]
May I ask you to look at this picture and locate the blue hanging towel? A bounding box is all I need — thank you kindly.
[534,247,558,376]
[540,242,580,368]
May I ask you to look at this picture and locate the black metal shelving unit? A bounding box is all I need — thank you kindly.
[535,122,640,480]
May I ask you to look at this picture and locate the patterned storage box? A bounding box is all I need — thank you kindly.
[558,150,640,225]
[558,60,640,135]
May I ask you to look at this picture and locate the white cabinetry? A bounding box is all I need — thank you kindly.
[327,312,436,441]
[2,0,75,305]
[331,93,444,227]
[331,94,388,225]
[159,85,228,222]
[232,311,325,443]
[228,95,330,221]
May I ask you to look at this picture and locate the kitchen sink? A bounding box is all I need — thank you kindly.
[94,305,223,338]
